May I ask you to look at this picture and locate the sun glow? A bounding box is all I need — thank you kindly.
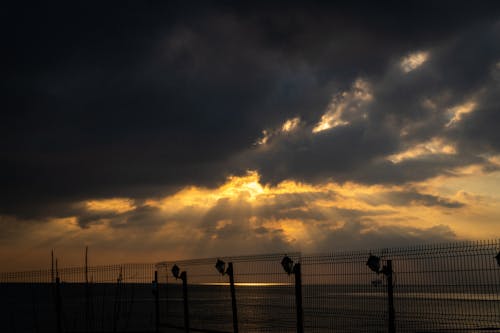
[146,171,266,212]
[218,171,265,200]
[446,100,476,127]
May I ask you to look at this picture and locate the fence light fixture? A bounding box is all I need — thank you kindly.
[171,264,181,279]
[366,254,381,274]
[215,259,226,275]
[496,251,500,267]
[367,254,392,277]
[281,255,295,275]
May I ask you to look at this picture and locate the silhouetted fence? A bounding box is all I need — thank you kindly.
[1,240,499,332]
[0,264,156,333]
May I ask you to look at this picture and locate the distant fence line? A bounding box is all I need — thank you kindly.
[0,263,156,284]
[1,239,499,333]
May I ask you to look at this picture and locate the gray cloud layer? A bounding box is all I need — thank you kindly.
[1,1,499,222]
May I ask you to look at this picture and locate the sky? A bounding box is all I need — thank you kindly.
[1,1,500,271]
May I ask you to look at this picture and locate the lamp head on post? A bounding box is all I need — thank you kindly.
[171,264,181,279]
[367,254,392,276]
[215,259,234,276]
[215,259,227,275]
[281,255,296,275]
[366,254,381,274]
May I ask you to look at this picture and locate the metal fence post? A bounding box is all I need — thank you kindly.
[294,263,304,333]
[386,260,395,333]
[181,271,189,333]
[227,263,239,333]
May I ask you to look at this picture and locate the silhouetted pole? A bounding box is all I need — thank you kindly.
[227,263,239,333]
[181,271,189,333]
[153,271,159,333]
[55,276,62,333]
[294,263,304,333]
[386,260,395,333]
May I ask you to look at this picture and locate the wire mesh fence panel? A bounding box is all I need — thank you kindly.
[300,239,500,333]
[1,240,499,332]
[301,251,388,333]
[157,253,300,333]
[229,253,300,333]
[157,258,234,332]
[386,240,500,332]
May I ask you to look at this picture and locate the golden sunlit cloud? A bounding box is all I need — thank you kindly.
[446,100,476,127]
[400,51,429,72]
[387,137,456,163]
[256,117,301,146]
[85,198,135,213]
[313,79,372,133]
[2,166,499,271]
[281,117,301,132]
[421,168,500,238]
[256,130,270,145]
[142,169,491,242]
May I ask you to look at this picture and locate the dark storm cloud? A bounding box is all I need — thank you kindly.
[246,18,500,186]
[1,1,500,220]
[247,121,401,185]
